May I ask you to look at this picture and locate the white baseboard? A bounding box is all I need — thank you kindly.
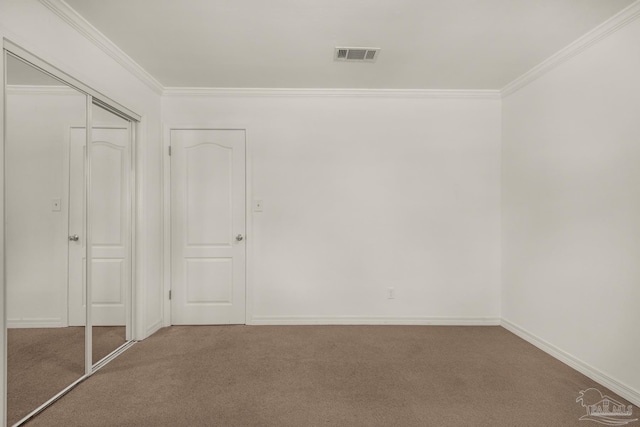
[250,315,501,326]
[7,318,63,328]
[144,319,164,340]
[501,318,640,407]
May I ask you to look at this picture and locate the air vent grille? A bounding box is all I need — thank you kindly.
[347,49,367,60]
[335,47,380,62]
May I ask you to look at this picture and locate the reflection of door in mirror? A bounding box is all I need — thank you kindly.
[89,104,132,365]
[65,104,131,366]
[5,54,87,426]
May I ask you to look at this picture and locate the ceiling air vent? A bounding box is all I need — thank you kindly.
[335,47,380,62]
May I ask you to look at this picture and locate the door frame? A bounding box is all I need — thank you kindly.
[162,125,253,326]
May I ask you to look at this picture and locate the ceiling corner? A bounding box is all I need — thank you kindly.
[39,0,165,95]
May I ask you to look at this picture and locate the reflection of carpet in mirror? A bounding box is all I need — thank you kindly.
[7,326,125,426]
[93,326,127,364]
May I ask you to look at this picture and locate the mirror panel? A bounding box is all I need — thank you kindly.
[5,54,87,425]
[90,103,131,365]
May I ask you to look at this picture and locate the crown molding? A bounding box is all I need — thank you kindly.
[163,87,501,99]
[38,0,640,100]
[6,84,79,95]
[39,0,164,95]
[502,0,640,97]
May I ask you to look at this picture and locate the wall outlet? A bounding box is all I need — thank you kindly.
[387,287,395,299]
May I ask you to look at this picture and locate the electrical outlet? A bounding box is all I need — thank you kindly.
[387,287,395,299]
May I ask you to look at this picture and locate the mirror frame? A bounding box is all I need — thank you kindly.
[2,39,141,426]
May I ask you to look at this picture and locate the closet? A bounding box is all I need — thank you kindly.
[3,44,139,426]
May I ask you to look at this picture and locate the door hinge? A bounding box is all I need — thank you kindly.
[169,290,172,300]
[168,146,172,156]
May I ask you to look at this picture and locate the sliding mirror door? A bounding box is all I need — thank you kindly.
[88,103,132,365]
[4,42,140,426]
[5,54,87,426]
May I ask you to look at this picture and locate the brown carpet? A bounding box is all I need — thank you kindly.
[92,326,127,364]
[24,325,635,427]
[8,326,126,426]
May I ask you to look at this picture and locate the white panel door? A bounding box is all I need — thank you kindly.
[68,127,130,326]
[171,129,246,325]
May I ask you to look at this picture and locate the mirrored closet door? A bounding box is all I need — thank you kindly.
[64,102,133,367]
[4,45,139,426]
[89,103,132,365]
[4,54,88,427]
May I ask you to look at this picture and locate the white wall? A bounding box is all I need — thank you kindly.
[502,16,640,402]
[164,95,502,323]
[5,89,85,327]
[0,0,164,340]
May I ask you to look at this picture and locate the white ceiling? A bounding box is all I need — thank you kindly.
[63,0,634,89]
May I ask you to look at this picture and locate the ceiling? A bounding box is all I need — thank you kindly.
[63,0,634,90]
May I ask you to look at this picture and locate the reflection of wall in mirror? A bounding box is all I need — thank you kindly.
[6,88,85,328]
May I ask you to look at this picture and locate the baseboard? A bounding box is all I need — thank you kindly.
[7,318,63,328]
[250,315,501,326]
[144,319,164,339]
[501,318,640,407]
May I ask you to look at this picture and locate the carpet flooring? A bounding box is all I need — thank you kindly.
[8,326,126,426]
[23,325,635,427]
[92,326,127,365]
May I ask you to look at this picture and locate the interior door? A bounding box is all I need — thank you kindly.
[68,126,130,326]
[170,129,246,325]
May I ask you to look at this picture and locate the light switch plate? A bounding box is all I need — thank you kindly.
[52,198,62,212]
[253,199,263,212]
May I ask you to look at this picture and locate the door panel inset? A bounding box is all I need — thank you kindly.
[186,144,233,246]
[91,259,124,304]
[185,259,233,304]
[91,141,125,246]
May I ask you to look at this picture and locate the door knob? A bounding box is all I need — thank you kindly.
[236,234,244,241]
[69,234,80,242]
